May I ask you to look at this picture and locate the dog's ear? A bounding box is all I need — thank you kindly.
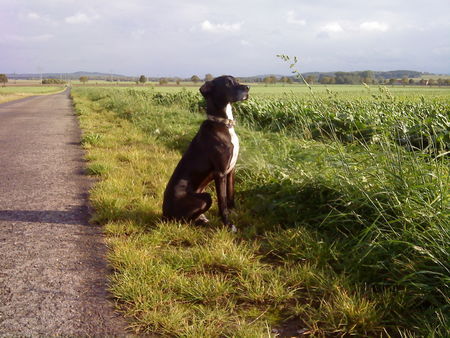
[200,81,214,97]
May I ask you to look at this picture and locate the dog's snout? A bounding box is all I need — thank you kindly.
[242,85,250,91]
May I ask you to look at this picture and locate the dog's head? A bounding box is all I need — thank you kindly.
[200,75,249,105]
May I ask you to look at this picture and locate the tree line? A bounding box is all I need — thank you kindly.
[259,72,450,86]
[1,73,449,86]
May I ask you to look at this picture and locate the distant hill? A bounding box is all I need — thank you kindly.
[6,71,129,80]
[245,70,433,82]
[4,70,446,82]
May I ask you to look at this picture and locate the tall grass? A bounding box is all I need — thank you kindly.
[72,85,449,336]
[234,91,449,151]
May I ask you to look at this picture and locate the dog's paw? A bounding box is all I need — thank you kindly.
[229,223,237,233]
[195,214,210,226]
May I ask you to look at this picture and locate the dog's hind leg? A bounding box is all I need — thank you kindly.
[181,192,212,224]
[191,192,213,223]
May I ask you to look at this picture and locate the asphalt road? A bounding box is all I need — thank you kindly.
[0,90,127,335]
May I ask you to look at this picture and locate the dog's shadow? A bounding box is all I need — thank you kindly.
[236,180,361,237]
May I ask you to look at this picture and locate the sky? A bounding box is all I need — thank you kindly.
[1,0,449,77]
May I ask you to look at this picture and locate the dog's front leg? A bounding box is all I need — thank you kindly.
[214,171,235,231]
[226,168,235,209]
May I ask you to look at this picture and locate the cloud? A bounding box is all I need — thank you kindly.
[23,11,57,26]
[4,34,54,42]
[201,20,241,33]
[27,12,41,20]
[287,11,306,26]
[3,0,449,75]
[321,22,344,33]
[360,21,389,32]
[316,31,330,39]
[65,12,99,24]
[131,29,145,40]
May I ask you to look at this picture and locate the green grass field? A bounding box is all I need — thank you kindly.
[71,84,449,336]
[89,82,450,99]
[0,86,64,103]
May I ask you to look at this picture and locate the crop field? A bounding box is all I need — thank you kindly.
[0,86,64,103]
[71,84,449,336]
[107,83,450,99]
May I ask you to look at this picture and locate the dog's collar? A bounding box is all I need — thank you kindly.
[207,115,235,128]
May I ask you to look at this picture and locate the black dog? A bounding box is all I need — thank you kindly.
[163,76,249,231]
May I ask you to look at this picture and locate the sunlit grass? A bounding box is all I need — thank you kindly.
[0,86,64,103]
[72,86,449,336]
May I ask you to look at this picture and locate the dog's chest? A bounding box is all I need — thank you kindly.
[226,104,239,173]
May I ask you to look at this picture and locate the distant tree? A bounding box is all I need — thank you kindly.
[408,79,415,85]
[428,79,436,86]
[263,76,277,85]
[305,75,316,84]
[0,74,8,87]
[139,75,147,84]
[388,78,396,85]
[401,77,409,86]
[335,72,361,84]
[204,74,213,81]
[280,76,289,85]
[360,70,374,79]
[319,76,335,85]
[191,75,201,83]
[79,76,88,84]
[437,78,444,86]
[159,78,168,85]
[42,78,66,84]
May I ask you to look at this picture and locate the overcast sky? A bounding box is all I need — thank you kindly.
[1,0,449,77]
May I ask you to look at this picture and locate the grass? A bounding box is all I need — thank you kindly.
[85,82,450,99]
[72,85,449,336]
[0,86,64,103]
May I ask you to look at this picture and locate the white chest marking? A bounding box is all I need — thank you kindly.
[226,104,239,173]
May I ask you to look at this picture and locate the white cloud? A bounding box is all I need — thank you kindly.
[65,12,99,24]
[287,11,306,26]
[4,34,54,42]
[321,22,344,33]
[27,12,41,20]
[131,29,145,40]
[360,21,389,32]
[201,20,241,33]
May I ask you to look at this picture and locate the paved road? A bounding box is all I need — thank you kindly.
[0,90,127,335]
